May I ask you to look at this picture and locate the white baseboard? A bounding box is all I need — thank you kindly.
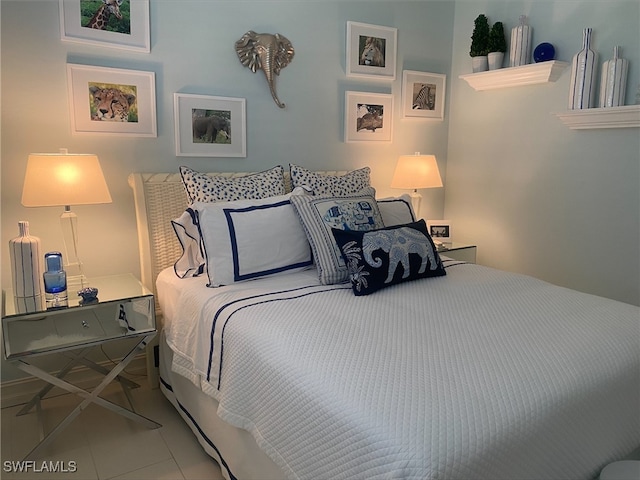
[1,354,148,409]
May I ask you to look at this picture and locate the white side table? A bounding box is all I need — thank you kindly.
[2,273,161,460]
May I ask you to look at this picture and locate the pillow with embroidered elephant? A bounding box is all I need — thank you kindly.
[331,219,446,295]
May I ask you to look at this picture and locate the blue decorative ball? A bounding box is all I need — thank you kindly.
[533,43,555,62]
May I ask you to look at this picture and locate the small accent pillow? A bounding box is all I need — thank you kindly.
[194,192,313,287]
[289,164,371,196]
[290,187,384,285]
[332,219,446,295]
[179,165,286,204]
[377,194,416,226]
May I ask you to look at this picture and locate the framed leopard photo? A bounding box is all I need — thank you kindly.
[67,64,157,137]
[401,70,446,120]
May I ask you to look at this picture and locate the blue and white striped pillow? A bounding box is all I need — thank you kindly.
[290,187,384,285]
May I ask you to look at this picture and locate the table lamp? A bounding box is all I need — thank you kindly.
[21,149,112,288]
[390,153,443,217]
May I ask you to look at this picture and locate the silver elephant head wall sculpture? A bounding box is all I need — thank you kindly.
[234,31,295,108]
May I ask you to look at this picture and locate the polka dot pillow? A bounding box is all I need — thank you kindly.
[179,165,286,204]
[289,164,371,196]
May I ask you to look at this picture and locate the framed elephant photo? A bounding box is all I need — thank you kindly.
[174,93,247,157]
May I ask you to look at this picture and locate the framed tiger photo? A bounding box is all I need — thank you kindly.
[401,71,446,120]
[67,64,157,137]
[346,21,397,81]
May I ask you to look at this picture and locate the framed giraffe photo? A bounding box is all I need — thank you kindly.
[67,64,157,137]
[59,0,150,53]
[401,71,446,120]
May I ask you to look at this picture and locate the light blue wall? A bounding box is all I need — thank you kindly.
[0,1,454,380]
[446,1,639,306]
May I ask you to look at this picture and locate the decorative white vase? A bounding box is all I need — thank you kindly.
[9,220,44,312]
[599,46,628,108]
[488,52,505,70]
[568,28,598,110]
[471,56,488,73]
[510,15,532,67]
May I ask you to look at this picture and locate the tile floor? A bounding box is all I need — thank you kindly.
[1,380,225,480]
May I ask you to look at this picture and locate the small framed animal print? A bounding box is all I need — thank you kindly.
[67,64,157,137]
[427,220,452,243]
[344,91,393,143]
[346,21,397,81]
[402,71,446,120]
[59,0,150,53]
[174,93,247,157]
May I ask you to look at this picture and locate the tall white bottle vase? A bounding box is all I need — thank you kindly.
[9,221,44,312]
[510,15,532,67]
[599,46,628,107]
[568,28,598,110]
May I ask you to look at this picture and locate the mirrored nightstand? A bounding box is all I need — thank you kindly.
[436,243,477,263]
[2,273,161,460]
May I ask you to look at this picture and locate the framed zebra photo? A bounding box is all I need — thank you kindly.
[401,71,446,120]
[346,21,397,81]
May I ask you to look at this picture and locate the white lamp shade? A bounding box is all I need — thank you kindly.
[22,152,112,207]
[391,154,443,190]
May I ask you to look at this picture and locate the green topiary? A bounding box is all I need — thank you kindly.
[470,14,490,57]
[488,21,507,53]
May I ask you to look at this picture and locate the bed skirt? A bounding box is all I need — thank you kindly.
[158,330,286,480]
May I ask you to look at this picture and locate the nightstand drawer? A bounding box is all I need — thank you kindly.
[3,296,154,359]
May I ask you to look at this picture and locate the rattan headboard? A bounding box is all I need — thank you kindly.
[128,170,347,314]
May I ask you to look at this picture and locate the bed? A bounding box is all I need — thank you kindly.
[129,166,639,480]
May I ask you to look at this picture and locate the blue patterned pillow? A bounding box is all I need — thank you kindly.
[332,220,446,295]
[179,165,285,203]
[289,164,371,196]
[290,188,384,285]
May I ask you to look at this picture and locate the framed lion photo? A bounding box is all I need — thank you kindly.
[67,64,157,137]
[346,21,397,80]
[174,93,247,157]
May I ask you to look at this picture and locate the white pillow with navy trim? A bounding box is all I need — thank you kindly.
[193,191,313,287]
[377,194,416,226]
[171,208,205,278]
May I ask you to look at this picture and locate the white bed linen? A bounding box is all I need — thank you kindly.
[157,261,639,480]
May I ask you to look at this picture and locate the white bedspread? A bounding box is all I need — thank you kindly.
[158,260,639,480]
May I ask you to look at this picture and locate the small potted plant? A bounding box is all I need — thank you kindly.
[488,21,507,70]
[470,14,490,72]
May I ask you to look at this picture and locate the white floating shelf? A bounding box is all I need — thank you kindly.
[459,61,569,91]
[554,105,640,129]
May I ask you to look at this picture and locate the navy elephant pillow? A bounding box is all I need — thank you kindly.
[332,219,446,295]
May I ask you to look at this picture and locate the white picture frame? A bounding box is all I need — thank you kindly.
[59,0,150,53]
[174,93,247,158]
[67,64,157,137]
[344,91,393,143]
[427,220,452,242]
[402,70,446,120]
[346,21,397,81]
